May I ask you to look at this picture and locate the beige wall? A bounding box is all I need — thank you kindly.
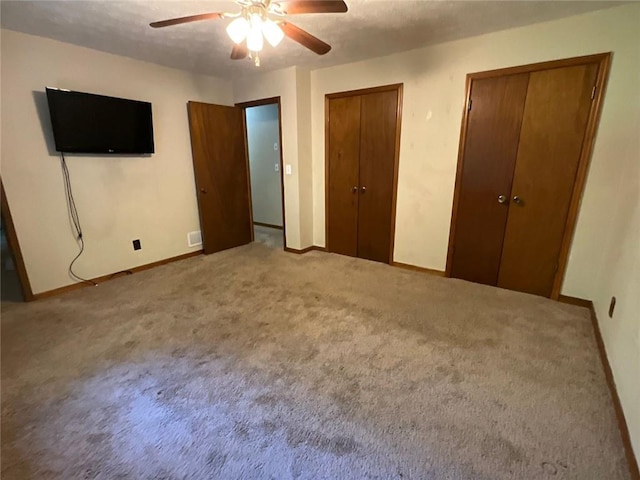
[309,4,640,455]
[591,123,640,458]
[295,69,313,248]
[246,104,283,227]
[0,29,233,294]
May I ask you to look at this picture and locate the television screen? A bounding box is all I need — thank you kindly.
[46,88,154,154]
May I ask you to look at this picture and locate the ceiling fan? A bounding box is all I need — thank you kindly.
[150,0,348,67]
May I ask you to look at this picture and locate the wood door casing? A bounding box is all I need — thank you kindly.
[497,64,599,296]
[357,90,399,263]
[327,96,361,257]
[0,180,33,301]
[187,101,252,254]
[450,73,530,285]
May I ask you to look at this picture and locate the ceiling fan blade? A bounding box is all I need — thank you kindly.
[280,22,331,55]
[231,42,248,60]
[150,13,224,28]
[275,1,348,14]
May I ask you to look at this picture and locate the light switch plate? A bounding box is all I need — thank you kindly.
[285,164,292,175]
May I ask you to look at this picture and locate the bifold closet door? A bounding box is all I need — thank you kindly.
[497,63,599,296]
[450,74,530,285]
[327,96,361,257]
[357,90,399,263]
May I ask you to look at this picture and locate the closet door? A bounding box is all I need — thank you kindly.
[498,63,599,296]
[357,90,399,263]
[327,96,361,257]
[450,74,530,285]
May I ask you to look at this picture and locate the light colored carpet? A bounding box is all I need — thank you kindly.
[0,243,630,479]
[254,225,284,250]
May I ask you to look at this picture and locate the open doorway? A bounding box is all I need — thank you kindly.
[1,181,33,303]
[238,98,286,250]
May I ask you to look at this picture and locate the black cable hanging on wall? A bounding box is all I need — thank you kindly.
[60,153,97,286]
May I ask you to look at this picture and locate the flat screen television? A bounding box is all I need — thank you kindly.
[46,88,154,154]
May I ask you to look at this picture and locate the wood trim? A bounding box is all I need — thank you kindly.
[284,246,326,254]
[324,83,404,264]
[558,295,640,479]
[240,108,255,242]
[235,96,281,109]
[32,250,203,300]
[275,97,288,250]
[445,73,474,278]
[253,221,284,230]
[557,294,592,309]
[324,94,331,252]
[0,179,34,301]
[236,97,288,251]
[550,53,612,299]
[445,52,612,299]
[391,261,446,277]
[467,53,612,80]
[325,83,404,100]
[388,84,404,263]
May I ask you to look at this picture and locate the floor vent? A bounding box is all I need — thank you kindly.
[188,231,202,247]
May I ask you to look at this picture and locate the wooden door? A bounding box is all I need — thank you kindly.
[450,74,530,285]
[187,101,252,254]
[327,96,361,257]
[356,90,399,263]
[498,64,599,296]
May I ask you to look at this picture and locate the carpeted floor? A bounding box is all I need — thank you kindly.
[0,243,629,479]
[253,225,284,250]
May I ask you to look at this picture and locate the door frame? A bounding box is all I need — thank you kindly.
[445,52,612,299]
[1,179,34,301]
[324,83,404,264]
[236,97,287,251]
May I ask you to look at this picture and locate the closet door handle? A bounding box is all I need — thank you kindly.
[497,194,507,204]
[513,195,523,205]
[361,186,366,194]
[352,186,358,193]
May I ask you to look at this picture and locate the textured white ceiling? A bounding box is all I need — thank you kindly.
[1,0,625,79]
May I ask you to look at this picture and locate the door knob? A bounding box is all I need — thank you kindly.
[352,186,358,193]
[361,186,366,193]
[200,188,207,194]
[513,195,523,205]
[497,194,507,204]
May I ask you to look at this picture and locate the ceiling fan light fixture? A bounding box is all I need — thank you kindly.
[150,0,348,66]
[247,28,264,52]
[226,16,249,44]
[246,13,264,51]
[262,19,284,47]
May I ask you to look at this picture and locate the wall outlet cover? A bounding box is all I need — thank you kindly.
[188,230,203,247]
[275,163,280,172]
[608,296,616,318]
[285,164,292,175]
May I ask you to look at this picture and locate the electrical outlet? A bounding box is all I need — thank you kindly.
[285,164,292,175]
[608,296,616,318]
[133,239,141,251]
[275,163,280,172]
[274,142,278,151]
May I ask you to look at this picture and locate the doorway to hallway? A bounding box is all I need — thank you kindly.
[239,98,286,250]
